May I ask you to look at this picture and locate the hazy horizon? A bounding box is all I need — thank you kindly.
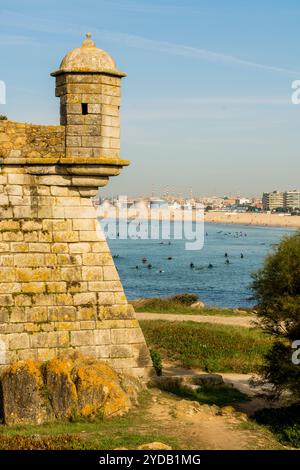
[1,0,300,197]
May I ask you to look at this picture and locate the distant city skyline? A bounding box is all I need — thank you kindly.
[1,1,300,196]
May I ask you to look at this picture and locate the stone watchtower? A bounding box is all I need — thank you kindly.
[0,35,152,377]
[52,33,124,160]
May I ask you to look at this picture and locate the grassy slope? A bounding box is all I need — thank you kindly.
[0,392,179,450]
[156,382,249,407]
[140,320,272,373]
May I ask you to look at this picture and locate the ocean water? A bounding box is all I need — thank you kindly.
[102,221,295,309]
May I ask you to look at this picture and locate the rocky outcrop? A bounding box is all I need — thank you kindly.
[151,373,224,390]
[0,354,142,425]
[191,301,205,309]
[0,360,50,425]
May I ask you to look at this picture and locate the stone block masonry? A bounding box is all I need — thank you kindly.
[0,34,153,378]
[0,166,152,377]
[0,121,65,160]
[56,74,121,159]
[51,33,126,161]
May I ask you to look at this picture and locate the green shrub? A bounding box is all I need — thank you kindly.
[150,349,162,376]
[0,115,7,120]
[251,231,300,401]
[168,293,198,305]
[253,405,300,448]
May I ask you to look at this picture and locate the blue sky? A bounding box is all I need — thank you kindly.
[1,0,300,197]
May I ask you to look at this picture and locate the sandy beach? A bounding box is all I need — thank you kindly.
[96,207,300,228]
[204,211,300,228]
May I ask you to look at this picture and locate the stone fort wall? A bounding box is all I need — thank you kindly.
[55,74,121,159]
[0,121,65,160]
[0,35,154,379]
[0,162,152,377]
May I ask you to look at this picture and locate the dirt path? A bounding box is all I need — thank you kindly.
[135,315,283,449]
[146,388,280,450]
[162,361,276,415]
[143,362,283,449]
[137,312,256,328]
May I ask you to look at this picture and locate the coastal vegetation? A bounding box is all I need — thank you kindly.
[155,382,249,407]
[252,231,300,401]
[250,231,300,448]
[253,405,300,448]
[140,320,272,373]
[150,349,163,376]
[131,295,252,316]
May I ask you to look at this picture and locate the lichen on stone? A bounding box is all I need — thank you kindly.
[0,354,140,426]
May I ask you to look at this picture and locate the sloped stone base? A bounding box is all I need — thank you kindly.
[0,166,153,378]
